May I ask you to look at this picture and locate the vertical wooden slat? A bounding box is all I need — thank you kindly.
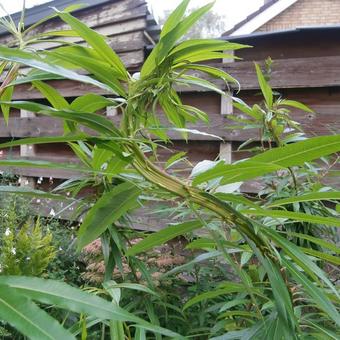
[219,50,234,164]
[20,110,36,188]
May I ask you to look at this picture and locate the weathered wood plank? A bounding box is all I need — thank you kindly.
[0,0,147,45]
[11,56,340,100]
[223,56,340,89]
[0,107,338,141]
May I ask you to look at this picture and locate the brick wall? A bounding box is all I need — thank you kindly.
[257,0,340,32]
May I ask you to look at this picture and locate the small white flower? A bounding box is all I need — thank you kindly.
[37,177,43,184]
[66,192,70,196]
[24,180,29,185]
[59,247,63,251]
[4,228,11,236]
[49,209,56,217]
[36,199,41,203]
[11,248,16,255]
[26,257,31,261]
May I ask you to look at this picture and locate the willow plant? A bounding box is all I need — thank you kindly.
[0,0,339,338]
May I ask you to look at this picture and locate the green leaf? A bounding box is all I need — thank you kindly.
[0,46,112,92]
[279,99,313,113]
[260,257,296,336]
[214,193,260,209]
[160,0,190,38]
[301,247,340,265]
[165,151,187,169]
[0,277,181,338]
[170,40,246,56]
[255,63,273,108]
[142,1,214,77]
[287,232,340,254]
[0,101,121,136]
[163,251,221,277]
[176,74,225,95]
[0,135,89,149]
[282,259,340,327]
[0,185,66,200]
[261,228,339,299]
[0,85,13,123]
[170,128,223,140]
[134,328,147,340]
[71,94,117,113]
[268,191,340,207]
[126,220,203,256]
[49,49,126,96]
[180,64,239,86]
[194,135,340,185]
[183,283,247,310]
[103,282,159,298]
[242,208,340,227]
[0,285,75,340]
[32,81,69,109]
[10,71,65,86]
[77,182,141,250]
[0,159,84,172]
[56,11,127,79]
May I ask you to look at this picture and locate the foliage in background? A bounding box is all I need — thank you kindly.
[0,0,338,339]
[158,6,226,39]
[0,194,55,276]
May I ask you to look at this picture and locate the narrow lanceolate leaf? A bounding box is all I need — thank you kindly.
[261,228,339,299]
[242,209,340,227]
[56,11,127,79]
[142,1,214,77]
[287,232,340,254]
[301,247,340,266]
[194,135,340,185]
[255,63,273,108]
[126,220,203,256]
[0,159,84,172]
[183,283,247,310]
[0,285,75,340]
[0,277,181,338]
[278,99,314,113]
[77,182,141,250]
[0,186,66,200]
[282,259,340,327]
[71,94,117,113]
[0,135,89,149]
[0,101,121,136]
[0,46,112,92]
[11,71,65,86]
[32,81,69,109]
[0,85,13,123]
[260,257,297,337]
[160,0,190,38]
[268,191,340,207]
[49,50,126,96]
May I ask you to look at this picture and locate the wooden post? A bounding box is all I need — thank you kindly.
[20,110,36,188]
[219,50,234,164]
